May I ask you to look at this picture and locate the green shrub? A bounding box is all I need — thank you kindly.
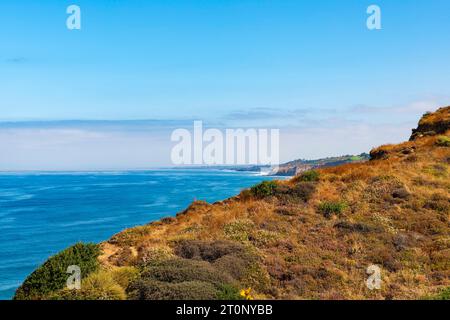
[250,179,316,203]
[140,258,233,286]
[174,240,247,262]
[436,136,450,147]
[130,242,264,300]
[430,287,450,300]
[14,243,100,300]
[318,201,347,218]
[239,188,253,201]
[129,280,218,300]
[134,239,265,300]
[269,182,316,205]
[249,230,280,247]
[298,170,320,182]
[250,181,278,198]
[130,258,267,300]
[241,263,271,293]
[137,245,174,264]
[291,182,317,202]
[217,284,244,300]
[213,254,250,280]
[223,219,254,242]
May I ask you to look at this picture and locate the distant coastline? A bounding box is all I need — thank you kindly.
[171,153,370,176]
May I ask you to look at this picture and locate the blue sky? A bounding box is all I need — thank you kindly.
[1,0,450,169]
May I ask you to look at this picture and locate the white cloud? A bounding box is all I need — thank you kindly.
[279,122,412,162]
[0,115,420,170]
[0,127,172,171]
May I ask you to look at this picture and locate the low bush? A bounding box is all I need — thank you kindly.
[268,182,316,205]
[140,258,233,286]
[238,188,253,201]
[436,136,450,147]
[137,245,174,264]
[423,194,450,213]
[174,240,246,262]
[298,170,320,182]
[249,230,280,247]
[129,280,218,300]
[241,263,271,293]
[132,241,264,299]
[213,254,250,280]
[318,201,347,218]
[48,267,137,300]
[392,187,411,200]
[365,176,406,203]
[250,181,278,198]
[223,220,254,242]
[111,266,140,289]
[14,243,100,300]
[74,270,126,300]
[425,287,450,300]
[291,182,316,202]
[217,284,244,300]
[129,256,250,300]
[249,179,316,204]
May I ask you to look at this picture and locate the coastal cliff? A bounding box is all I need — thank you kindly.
[15,106,450,300]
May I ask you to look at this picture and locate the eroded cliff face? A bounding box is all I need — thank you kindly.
[371,106,450,160]
[410,106,450,141]
[16,107,450,300]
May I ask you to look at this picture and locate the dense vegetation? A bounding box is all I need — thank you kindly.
[14,243,100,300]
[127,240,256,300]
[16,107,450,300]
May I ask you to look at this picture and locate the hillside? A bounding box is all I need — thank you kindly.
[272,153,370,176]
[15,107,450,300]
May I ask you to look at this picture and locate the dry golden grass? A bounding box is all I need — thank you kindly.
[97,107,450,300]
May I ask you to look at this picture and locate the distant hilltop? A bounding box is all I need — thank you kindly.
[271,153,370,176]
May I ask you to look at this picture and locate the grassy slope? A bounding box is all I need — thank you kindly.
[17,107,450,300]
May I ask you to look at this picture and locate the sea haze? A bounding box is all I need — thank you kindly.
[0,169,278,300]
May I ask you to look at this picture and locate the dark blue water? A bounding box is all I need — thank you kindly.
[0,170,277,300]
